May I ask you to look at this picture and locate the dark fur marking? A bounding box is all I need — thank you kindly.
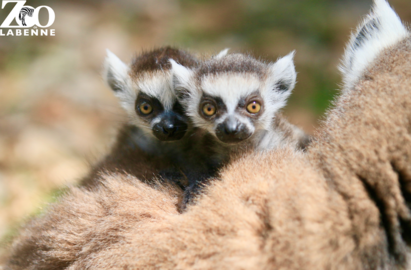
[173,74,191,101]
[236,90,264,122]
[106,68,122,92]
[176,89,190,101]
[297,134,312,151]
[391,162,411,245]
[275,79,291,92]
[196,54,265,79]
[353,18,380,50]
[349,18,381,69]
[360,175,407,264]
[198,93,228,120]
[135,92,164,122]
[172,100,186,116]
[131,46,198,76]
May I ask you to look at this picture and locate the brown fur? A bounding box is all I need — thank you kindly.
[5,38,411,269]
[84,47,308,193]
[273,113,311,150]
[5,176,182,269]
[308,38,411,267]
[196,53,266,80]
[80,125,192,189]
[6,36,411,269]
[131,46,198,76]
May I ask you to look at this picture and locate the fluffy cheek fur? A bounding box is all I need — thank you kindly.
[258,80,290,131]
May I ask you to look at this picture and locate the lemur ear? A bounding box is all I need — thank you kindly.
[169,59,195,101]
[104,49,129,93]
[339,0,408,91]
[213,48,230,59]
[268,51,296,94]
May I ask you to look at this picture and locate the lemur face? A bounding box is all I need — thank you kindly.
[104,47,198,141]
[131,72,187,141]
[170,52,296,144]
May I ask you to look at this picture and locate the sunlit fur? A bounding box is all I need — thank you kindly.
[88,48,308,203]
[7,24,411,268]
[171,52,297,151]
[8,1,411,268]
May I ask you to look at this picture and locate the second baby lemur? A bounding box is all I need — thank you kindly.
[171,50,310,205]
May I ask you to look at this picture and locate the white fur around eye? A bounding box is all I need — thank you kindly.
[137,72,175,111]
[201,73,260,112]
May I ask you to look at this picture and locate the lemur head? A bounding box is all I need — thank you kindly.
[170,51,296,144]
[104,47,198,141]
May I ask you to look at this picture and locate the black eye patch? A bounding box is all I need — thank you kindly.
[172,100,186,116]
[198,93,227,120]
[135,92,164,122]
[236,90,264,121]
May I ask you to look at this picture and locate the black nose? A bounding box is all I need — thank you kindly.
[215,117,252,143]
[152,114,188,141]
[162,122,176,136]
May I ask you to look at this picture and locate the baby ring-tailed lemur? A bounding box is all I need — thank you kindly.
[170,50,311,206]
[81,46,202,188]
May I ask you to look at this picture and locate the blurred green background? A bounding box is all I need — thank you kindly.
[1,0,411,259]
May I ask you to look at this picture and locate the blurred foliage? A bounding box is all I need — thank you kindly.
[1,0,411,260]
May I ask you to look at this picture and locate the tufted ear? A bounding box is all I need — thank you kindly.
[104,49,136,114]
[339,0,408,91]
[104,49,129,93]
[268,51,296,96]
[169,59,195,101]
[213,48,230,59]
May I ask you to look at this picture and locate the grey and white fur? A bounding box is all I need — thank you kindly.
[81,47,214,189]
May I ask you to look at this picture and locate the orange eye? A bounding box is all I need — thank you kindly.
[246,101,261,114]
[139,102,153,115]
[202,103,216,116]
